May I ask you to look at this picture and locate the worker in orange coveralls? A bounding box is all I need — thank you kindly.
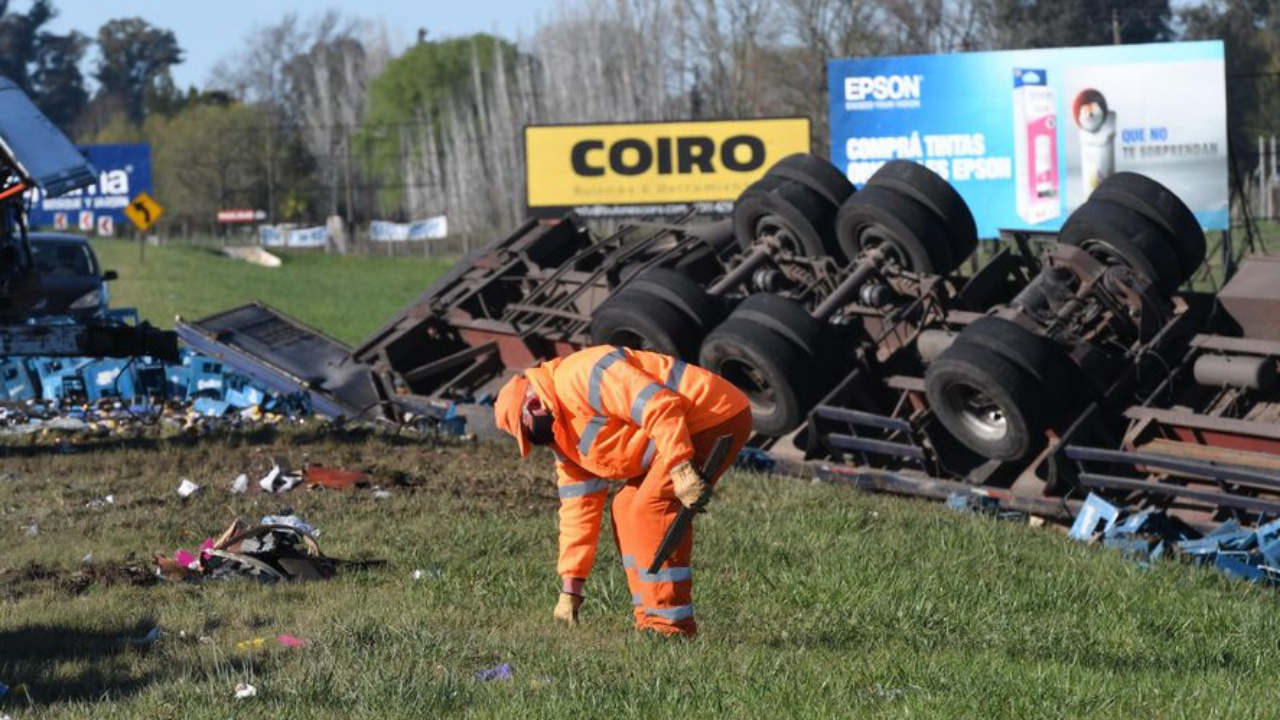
[494,345,752,637]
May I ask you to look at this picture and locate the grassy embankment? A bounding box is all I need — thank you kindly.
[91,239,456,346]
[3,429,1280,718]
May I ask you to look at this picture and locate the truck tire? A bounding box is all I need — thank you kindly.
[1059,198,1183,295]
[925,341,1047,462]
[766,154,856,209]
[953,316,1068,396]
[835,184,954,274]
[724,292,823,356]
[699,312,818,437]
[1089,172,1206,281]
[733,175,836,257]
[865,159,979,265]
[591,289,703,360]
[624,268,724,337]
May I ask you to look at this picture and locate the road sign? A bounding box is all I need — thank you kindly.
[96,215,114,237]
[125,191,163,232]
[78,210,93,231]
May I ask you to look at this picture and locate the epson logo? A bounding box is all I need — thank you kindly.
[844,74,924,102]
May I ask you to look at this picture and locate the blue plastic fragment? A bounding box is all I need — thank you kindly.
[1215,553,1270,584]
[192,397,231,417]
[1068,493,1120,540]
[736,447,777,472]
[475,663,512,682]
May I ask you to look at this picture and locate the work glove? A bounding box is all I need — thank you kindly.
[553,591,583,626]
[671,460,712,511]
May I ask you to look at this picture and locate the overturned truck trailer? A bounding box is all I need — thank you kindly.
[185,154,1280,530]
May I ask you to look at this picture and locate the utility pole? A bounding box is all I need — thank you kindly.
[1112,8,1121,45]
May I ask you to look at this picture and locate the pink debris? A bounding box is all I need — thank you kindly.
[276,634,308,648]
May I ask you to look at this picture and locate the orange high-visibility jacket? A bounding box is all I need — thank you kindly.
[523,345,749,579]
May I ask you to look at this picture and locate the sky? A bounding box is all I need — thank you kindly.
[44,0,555,90]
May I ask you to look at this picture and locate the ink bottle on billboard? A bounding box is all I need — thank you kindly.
[1012,68,1060,225]
[1072,88,1116,197]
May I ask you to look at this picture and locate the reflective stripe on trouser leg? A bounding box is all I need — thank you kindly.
[612,484,646,624]
[625,461,697,636]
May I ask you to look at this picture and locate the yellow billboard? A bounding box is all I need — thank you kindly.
[525,118,811,210]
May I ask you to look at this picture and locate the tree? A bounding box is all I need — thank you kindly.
[31,29,88,127]
[0,0,89,129]
[978,0,1174,49]
[94,17,184,124]
[1180,0,1279,172]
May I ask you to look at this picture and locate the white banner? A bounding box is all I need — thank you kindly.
[369,216,448,242]
[259,225,328,248]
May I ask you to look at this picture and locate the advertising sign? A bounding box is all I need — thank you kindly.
[259,225,328,248]
[27,143,154,229]
[525,117,811,217]
[369,216,449,241]
[828,41,1227,237]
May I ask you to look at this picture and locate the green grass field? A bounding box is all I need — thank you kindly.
[92,239,456,346]
[3,429,1280,718]
[5,234,1280,717]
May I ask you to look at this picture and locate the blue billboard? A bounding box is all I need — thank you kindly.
[828,42,1228,238]
[26,143,153,232]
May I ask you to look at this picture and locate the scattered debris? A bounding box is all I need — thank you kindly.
[154,517,354,583]
[22,523,37,538]
[130,626,161,648]
[84,494,115,509]
[276,634,308,648]
[945,491,1028,522]
[259,463,302,494]
[233,683,257,700]
[735,447,776,472]
[1069,492,1280,584]
[230,473,249,494]
[475,663,513,682]
[176,478,201,498]
[81,553,93,565]
[236,637,267,651]
[303,464,370,490]
[371,488,393,500]
[260,514,319,537]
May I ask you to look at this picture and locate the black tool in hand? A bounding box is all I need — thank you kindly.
[647,434,735,575]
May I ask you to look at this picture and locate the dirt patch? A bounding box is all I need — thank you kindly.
[0,559,158,600]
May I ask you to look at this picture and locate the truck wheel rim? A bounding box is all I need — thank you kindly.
[946,382,1007,441]
[857,225,912,271]
[720,358,776,415]
[754,214,804,256]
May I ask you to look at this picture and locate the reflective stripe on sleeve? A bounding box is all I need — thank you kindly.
[632,593,643,606]
[629,382,663,425]
[664,360,687,392]
[576,415,608,455]
[622,554,636,569]
[641,439,656,469]
[587,348,627,414]
[645,604,694,621]
[557,478,611,499]
[638,566,692,583]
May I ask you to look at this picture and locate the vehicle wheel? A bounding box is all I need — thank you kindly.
[1088,172,1206,281]
[1058,198,1183,295]
[866,160,978,265]
[591,289,703,360]
[925,342,1047,462]
[699,313,817,437]
[835,183,954,274]
[953,317,1068,396]
[624,268,724,337]
[724,292,823,356]
[766,154,856,209]
[733,175,836,257]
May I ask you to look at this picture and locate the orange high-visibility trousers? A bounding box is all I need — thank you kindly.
[611,407,752,637]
